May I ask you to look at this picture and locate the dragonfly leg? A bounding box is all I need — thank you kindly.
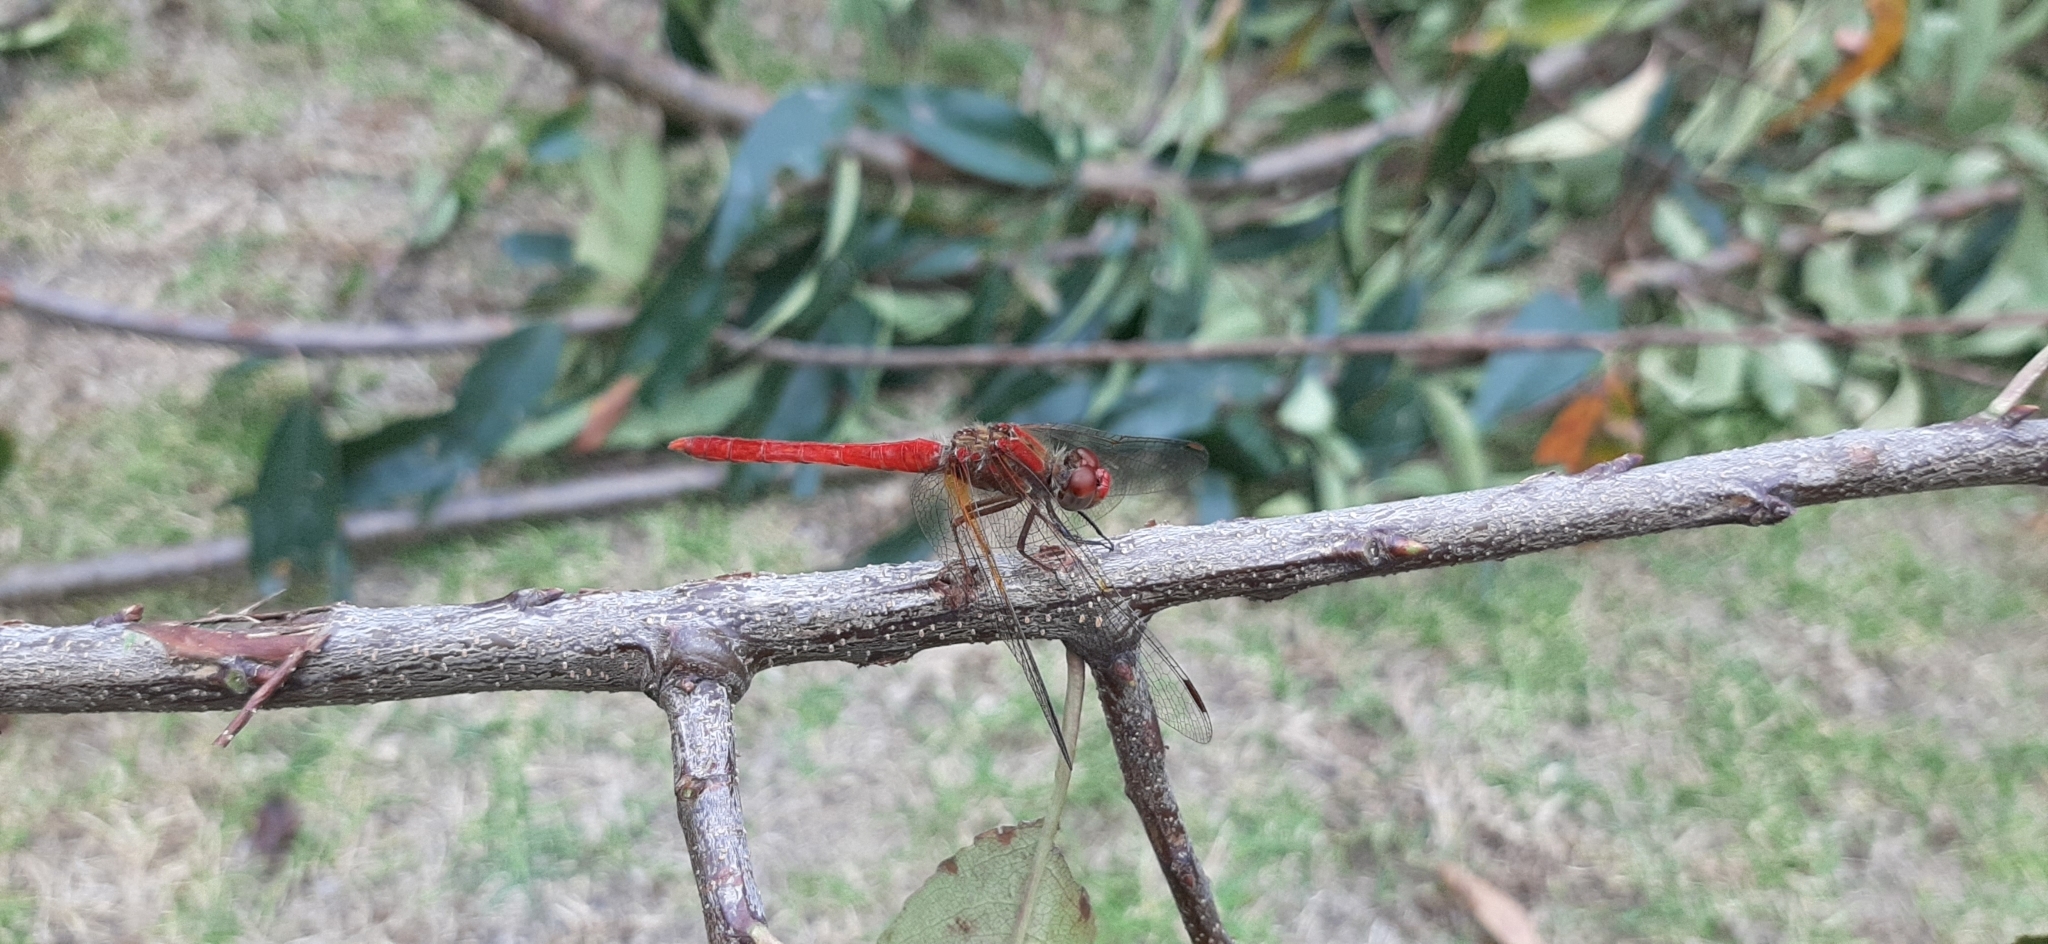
[1071,509,1116,547]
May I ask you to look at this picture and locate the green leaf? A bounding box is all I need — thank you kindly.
[885,236,986,282]
[1195,270,1269,342]
[575,137,668,285]
[528,101,591,164]
[1466,290,1614,430]
[1954,0,2001,106]
[339,324,565,508]
[1151,144,1245,181]
[662,0,719,70]
[1420,378,1488,493]
[865,86,1065,187]
[498,402,591,459]
[1860,366,1923,429]
[1271,88,1372,144]
[1749,345,1800,420]
[707,84,863,266]
[1210,208,1338,262]
[0,426,15,484]
[822,155,862,259]
[444,323,567,458]
[1801,240,1912,324]
[1651,196,1712,260]
[1428,52,1529,183]
[1931,203,2021,311]
[1344,378,1432,474]
[1146,197,1210,340]
[501,231,575,269]
[1473,53,1665,163]
[1338,153,1382,276]
[854,285,974,341]
[339,414,462,508]
[878,821,1096,944]
[605,364,766,449]
[634,245,731,396]
[1335,277,1424,406]
[756,364,837,443]
[1639,305,1747,412]
[0,10,74,52]
[243,398,347,596]
[1816,140,1950,185]
[1278,374,1337,435]
[409,192,460,250]
[1107,362,1271,439]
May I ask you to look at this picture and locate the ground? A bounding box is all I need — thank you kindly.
[5,2,2048,943]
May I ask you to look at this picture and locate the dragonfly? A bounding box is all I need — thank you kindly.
[669,422,1214,761]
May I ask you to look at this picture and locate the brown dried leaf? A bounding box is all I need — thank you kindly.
[1437,862,1545,944]
[250,793,302,871]
[573,374,642,453]
[135,623,328,664]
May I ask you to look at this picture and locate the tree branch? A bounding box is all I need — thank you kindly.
[7,419,2044,715]
[13,283,2041,371]
[456,0,769,132]
[1090,640,1229,943]
[718,310,2048,368]
[660,676,770,944]
[0,279,631,357]
[0,465,723,604]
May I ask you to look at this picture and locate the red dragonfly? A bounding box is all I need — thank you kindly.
[670,423,1213,761]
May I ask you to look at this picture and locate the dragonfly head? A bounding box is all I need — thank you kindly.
[1054,447,1112,510]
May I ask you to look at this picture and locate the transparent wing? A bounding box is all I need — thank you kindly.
[1136,626,1213,744]
[914,467,1074,763]
[1025,424,1211,496]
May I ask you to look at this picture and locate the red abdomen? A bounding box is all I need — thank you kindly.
[669,436,945,474]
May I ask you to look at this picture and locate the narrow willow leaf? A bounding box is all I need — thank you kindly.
[1474,52,1666,163]
[1428,52,1529,182]
[1421,378,1488,493]
[242,399,346,597]
[1466,291,1614,430]
[708,85,862,266]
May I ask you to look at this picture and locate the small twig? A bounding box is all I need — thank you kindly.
[213,631,330,747]
[1,279,632,356]
[0,465,723,603]
[1981,344,2048,422]
[720,311,2048,369]
[1904,355,2012,389]
[660,676,769,944]
[455,0,769,132]
[1348,0,1413,102]
[16,278,2046,371]
[1088,638,1229,944]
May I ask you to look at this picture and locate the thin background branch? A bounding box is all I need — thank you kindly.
[0,465,723,604]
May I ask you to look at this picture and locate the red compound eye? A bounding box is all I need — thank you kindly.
[1056,448,1112,510]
